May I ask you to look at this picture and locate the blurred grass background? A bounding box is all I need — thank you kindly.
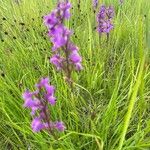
[0,0,150,149]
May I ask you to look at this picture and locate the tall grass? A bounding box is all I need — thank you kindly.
[0,0,150,149]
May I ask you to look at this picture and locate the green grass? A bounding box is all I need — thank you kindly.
[0,0,150,149]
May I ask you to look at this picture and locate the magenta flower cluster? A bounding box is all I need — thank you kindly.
[97,5,114,34]
[23,77,65,132]
[44,1,83,77]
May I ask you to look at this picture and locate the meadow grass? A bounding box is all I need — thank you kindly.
[0,0,150,149]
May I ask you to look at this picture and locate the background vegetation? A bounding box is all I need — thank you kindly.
[0,0,150,149]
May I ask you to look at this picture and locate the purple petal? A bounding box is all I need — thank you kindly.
[55,121,66,132]
[75,63,83,71]
[31,117,45,132]
[45,84,55,95]
[69,51,82,63]
[50,54,64,70]
[36,77,49,88]
[47,96,56,105]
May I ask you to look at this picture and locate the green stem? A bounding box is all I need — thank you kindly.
[118,56,145,150]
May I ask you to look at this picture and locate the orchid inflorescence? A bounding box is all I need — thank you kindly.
[97,5,114,34]
[22,0,116,136]
[44,1,83,83]
[23,77,65,133]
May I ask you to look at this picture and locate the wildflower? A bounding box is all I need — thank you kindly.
[47,96,56,105]
[55,121,66,131]
[57,1,72,19]
[69,51,82,68]
[75,63,83,71]
[36,77,49,88]
[67,42,79,52]
[23,77,65,133]
[97,5,114,34]
[106,6,114,19]
[50,25,72,51]
[50,54,64,70]
[44,1,82,83]
[92,0,98,9]
[31,117,45,132]
[44,12,58,29]
[97,20,113,33]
